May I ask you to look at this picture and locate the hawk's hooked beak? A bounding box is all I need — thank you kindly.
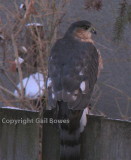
[90,27,97,35]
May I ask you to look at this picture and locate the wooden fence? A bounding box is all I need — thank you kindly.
[42,111,131,160]
[0,108,131,160]
[0,108,39,160]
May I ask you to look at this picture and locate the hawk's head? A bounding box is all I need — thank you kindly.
[65,20,96,42]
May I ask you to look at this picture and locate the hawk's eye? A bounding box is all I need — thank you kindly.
[81,25,89,30]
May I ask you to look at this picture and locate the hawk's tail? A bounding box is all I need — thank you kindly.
[57,101,88,160]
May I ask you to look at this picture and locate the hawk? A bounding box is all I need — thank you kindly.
[47,20,102,160]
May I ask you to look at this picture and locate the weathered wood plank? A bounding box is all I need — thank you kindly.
[81,116,131,160]
[0,108,39,160]
[42,110,60,160]
[42,113,131,160]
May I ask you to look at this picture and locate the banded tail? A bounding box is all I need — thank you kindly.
[57,101,88,160]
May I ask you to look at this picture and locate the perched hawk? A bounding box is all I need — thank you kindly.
[47,20,102,160]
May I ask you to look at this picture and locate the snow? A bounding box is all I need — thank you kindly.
[14,72,45,99]
[21,46,27,53]
[1,106,22,110]
[26,23,43,27]
[47,78,52,88]
[19,3,25,9]
[1,106,38,112]
[15,57,24,65]
[87,114,131,123]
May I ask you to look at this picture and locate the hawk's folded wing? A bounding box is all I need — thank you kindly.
[47,38,99,110]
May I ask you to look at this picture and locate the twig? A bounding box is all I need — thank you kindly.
[95,41,113,51]
[2,70,21,95]
[11,34,24,98]
[0,85,17,98]
[100,82,129,98]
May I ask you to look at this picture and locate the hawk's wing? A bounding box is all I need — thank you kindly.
[47,38,99,110]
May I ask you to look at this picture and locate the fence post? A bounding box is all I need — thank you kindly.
[0,108,39,160]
